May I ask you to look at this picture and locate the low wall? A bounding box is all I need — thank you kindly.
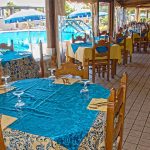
[0,18,16,30]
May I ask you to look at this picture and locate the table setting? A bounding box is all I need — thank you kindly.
[0,75,110,149]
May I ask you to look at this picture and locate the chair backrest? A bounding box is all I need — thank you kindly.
[0,115,6,150]
[0,40,14,51]
[72,33,87,43]
[92,40,110,63]
[116,33,126,49]
[39,40,44,77]
[55,62,89,79]
[105,72,128,150]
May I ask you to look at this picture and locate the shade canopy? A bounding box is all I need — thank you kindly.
[5,9,45,24]
[68,9,108,18]
[67,0,97,3]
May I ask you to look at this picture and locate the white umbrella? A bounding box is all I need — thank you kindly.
[5,9,45,23]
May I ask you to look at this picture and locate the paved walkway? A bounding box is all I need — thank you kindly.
[94,52,150,150]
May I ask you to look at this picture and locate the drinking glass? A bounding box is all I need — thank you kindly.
[13,90,25,108]
[80,80,90,94]
[48,68,56,81]
[1,75,10,89]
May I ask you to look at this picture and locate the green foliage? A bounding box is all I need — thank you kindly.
[99,16,108,31]
[37,8,44,12]
[7,1,15,6]
[65,2,75,16]
[126,8,135,16]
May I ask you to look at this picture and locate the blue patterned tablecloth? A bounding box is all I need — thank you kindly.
[0,51,32,66]
[0,51,39,81]
[71,42,92,53]
[0,78,110,150]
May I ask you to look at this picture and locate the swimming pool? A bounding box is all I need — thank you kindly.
[0,30,74,52]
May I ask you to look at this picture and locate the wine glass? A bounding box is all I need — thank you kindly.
[48,68,56,87]
[13,90,25,108]
[80,79,90,94]
[48,68,56,81]
[1,75,10,89]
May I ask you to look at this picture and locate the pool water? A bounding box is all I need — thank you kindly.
[0,30,74,52]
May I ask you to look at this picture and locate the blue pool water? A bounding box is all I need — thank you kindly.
[0,30,74,52]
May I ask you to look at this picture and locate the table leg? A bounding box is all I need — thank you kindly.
[111,59,117,78]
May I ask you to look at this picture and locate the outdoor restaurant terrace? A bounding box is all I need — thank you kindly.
[0,0,150,150]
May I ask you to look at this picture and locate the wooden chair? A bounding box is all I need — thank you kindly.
[131,32,141,52]
[0,40,14,51]
[72,33,87,43]
[116,33,129,64]
[139,29,149,52]
[91,40,110,83]
[132,29,148,53]
[0,115,6,150]
[99,72,128,150]
[55,62,89,79]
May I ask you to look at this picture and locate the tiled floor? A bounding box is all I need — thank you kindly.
[94,51,150,150]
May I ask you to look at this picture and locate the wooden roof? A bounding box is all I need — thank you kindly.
[68,0,150,7]
[117,0,150,7]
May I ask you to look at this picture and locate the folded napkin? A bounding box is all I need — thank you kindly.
[1,115,17,130]
[87,98,108,112]
[54,78,80,85]
[0,85,15,94]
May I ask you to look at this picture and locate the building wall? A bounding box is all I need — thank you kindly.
[0,18,15,30]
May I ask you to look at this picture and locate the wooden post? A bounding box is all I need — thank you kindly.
[109,0,115,37]
[97,0,99,36]
[135,7,139,22]
[10,40,14,51]
[91,1,99,37]
[123,7,127,25]
[45,0,56,55]
[146,9,149,19]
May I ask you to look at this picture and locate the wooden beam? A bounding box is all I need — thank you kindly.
[45,0,56,53]
[109,0,114,37]
[117,0,150,7]
[135,7,139,22]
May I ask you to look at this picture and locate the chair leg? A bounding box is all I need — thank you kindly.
[92,65,95,83]
[102,66,105,78]
[125,51,128,64]
[130,54,132,63]
[107,64,109,81]
[98,67,100,77]
[111,60,114,78]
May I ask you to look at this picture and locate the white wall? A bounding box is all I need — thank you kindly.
[0,18,15,30]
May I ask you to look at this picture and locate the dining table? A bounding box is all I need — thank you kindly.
[0,51,39,81]
[66,38,133,65]
[0,78,110,150]
[66,39,132,77]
